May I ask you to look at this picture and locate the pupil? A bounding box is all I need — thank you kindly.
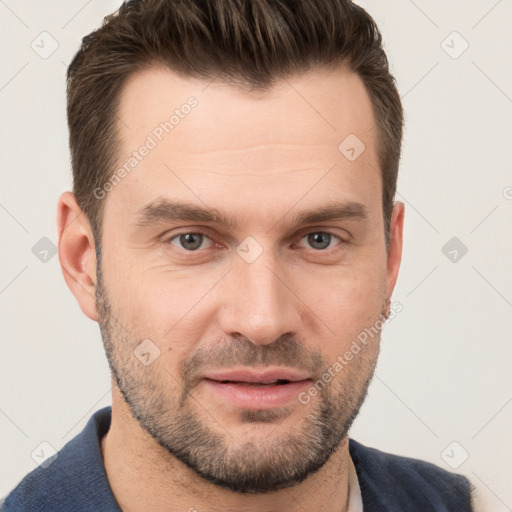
[308,232,330,250]
[180,233,202,250]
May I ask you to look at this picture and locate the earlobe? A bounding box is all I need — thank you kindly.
[57,191,99,322]
[386,201,405,298]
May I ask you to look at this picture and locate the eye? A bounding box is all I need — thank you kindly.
[296,231,343,250]
[168,232,213,251]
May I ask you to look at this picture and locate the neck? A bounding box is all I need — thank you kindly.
[101,388,351,512]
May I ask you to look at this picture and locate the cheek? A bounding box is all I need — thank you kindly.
[106,269,217,363]
[295,264,386,365]
[301,264,385,324]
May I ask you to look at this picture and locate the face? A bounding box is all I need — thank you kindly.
[94,65,401,493]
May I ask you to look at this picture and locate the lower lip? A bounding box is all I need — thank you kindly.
[203,379,312,409]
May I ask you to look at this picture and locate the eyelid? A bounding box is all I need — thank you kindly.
[296,224,350,240]
[165,229,215,250]
[162,227,349,251]
[294,229,347,249]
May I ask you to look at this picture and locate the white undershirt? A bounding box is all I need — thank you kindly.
[347,454,364,512]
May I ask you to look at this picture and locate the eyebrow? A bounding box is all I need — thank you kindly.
[134,197,369,229]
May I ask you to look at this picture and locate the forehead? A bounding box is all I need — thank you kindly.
[107,64,380,224]
[117,64,377,155]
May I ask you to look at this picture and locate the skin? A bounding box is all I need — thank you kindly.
[57,65,404,512]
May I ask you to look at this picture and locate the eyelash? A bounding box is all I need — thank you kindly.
[164,229,347,252]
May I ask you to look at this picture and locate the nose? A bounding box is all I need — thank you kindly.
[218,252,302,346]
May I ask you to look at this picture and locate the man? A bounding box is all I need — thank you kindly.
[2,0,474,510]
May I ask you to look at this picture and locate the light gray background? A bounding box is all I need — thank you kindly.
[1,1,511,510]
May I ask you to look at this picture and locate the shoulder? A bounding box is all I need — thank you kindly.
[349,439,475,511]
[1,407,119,512]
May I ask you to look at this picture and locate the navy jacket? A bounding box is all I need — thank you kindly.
[1,406,473,511]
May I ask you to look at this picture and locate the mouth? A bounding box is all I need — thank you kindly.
[201,368,312,409]
[207,379,295,387]
[202,367,311,384]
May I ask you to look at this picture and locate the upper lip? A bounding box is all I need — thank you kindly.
[202,367,311,384]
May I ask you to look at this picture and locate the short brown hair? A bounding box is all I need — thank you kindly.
[67,0,403,249]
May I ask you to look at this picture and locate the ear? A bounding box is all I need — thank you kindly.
[385,201,405,298]
[57,191,98,322]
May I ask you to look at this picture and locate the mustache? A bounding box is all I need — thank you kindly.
[179,334,325,397]
[180,298,390,386]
